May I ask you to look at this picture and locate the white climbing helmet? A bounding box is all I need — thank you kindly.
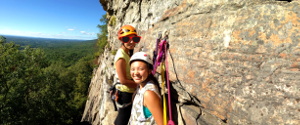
[130,52,153,66]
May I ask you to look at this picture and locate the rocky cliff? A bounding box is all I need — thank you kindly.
[81,0,300,124]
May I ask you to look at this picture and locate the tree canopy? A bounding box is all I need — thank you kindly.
[0,13,107,125]
[0,37,95,124]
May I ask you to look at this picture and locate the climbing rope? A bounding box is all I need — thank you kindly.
[161,62,168,125]
[164,40,175,125]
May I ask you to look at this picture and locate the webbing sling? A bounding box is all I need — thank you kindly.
[152,36,175,125]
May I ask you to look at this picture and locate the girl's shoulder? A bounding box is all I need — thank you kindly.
[144,81,158,90]
[142,81,160,98]
[115,48,125,57]
[114,49,129,62]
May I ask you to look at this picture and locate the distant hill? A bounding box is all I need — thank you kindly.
[1,34,97,66]
[2,35,85,42]
[1,35,96,48]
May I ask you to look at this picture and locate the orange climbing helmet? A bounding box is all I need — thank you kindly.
[118,25,138,40]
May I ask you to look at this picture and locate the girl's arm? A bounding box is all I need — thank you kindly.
[115,58,137,88]
[144,90,163,125]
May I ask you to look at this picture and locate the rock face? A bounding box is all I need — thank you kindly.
[82,0,300,125]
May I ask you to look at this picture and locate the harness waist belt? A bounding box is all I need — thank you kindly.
[115,84,135,93]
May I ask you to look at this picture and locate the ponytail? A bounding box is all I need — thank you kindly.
[129,49,134,57]
[148,74,161,95]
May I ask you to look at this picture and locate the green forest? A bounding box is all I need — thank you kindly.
[0,15,107,125]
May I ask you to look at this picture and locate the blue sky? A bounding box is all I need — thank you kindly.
[0,0,106,40]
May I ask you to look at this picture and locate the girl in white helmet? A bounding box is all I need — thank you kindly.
[128,52,163,125]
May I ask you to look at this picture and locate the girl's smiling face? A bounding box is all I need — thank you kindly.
[130,61,151,84]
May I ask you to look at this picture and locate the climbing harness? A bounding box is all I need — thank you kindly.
[109,83,118,111]
[152,32,175,125]
[109,82,133,111]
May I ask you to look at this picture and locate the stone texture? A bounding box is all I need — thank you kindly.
[82,0,300,124]
[81,48,117,125]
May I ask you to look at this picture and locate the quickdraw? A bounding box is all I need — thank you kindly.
[152,32,175,125]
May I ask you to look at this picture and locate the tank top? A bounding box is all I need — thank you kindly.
[114,48,135,93]
[128,81,161,125]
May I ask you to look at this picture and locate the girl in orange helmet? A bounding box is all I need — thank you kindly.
[113,25,141,125]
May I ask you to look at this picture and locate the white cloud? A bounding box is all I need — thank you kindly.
[67,28,75,31]
[80,31,95,36]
